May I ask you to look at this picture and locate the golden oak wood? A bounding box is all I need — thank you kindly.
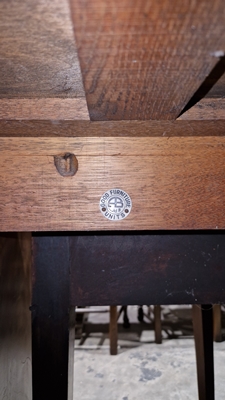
[70,0,225,120]
[1,136,225,231]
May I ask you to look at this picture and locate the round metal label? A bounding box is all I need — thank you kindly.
[99,188,132,221]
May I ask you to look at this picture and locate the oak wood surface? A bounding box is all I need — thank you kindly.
[0,99,89,120]
[0,0,89,120]
[178,99,225,120]
[0,0,85,99]
[1,136,225,231]
[1,120,225,137]
[0,233,32,400]
[70,0,225,120]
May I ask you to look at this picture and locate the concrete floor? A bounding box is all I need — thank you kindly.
[73,306,225,400]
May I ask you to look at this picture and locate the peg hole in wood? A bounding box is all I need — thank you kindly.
[54,153,78,177]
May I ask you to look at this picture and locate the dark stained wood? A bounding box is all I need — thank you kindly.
[70,0,225,120]
[192,305,214,400]
[1,136,225,231]
[30,233,220,399]
[1,119,225,137]
[213,305,222,342]
[68,307,76,400]
[32,234,73,400]
[154,305,162,344]
[0,0,85,99]
[109,306,118,355]
[0,233,32,399]
[70,233,225,306]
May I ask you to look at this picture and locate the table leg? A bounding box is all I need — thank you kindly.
[32,235,75,400]
[192,305,214,400]
[0,233,32,399]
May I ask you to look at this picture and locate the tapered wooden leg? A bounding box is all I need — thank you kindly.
[213,304,222,342]
[110,306,118,355]
[32,235,74,400]
[154,305,162,344]
[192,305,214,400]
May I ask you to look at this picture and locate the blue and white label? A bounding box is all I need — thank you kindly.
[99,188,132,221]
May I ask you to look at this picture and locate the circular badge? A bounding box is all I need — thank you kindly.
[99,188,132,221]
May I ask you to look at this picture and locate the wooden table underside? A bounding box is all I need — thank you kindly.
[0,0,225,399]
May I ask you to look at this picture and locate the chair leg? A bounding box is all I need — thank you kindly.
[138,306,144,322]
[213,304,222,342]
[110,306,118,355]
[192,305,214,400]
[154,305,162,344]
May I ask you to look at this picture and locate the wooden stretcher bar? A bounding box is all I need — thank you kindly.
[1,134,225,231]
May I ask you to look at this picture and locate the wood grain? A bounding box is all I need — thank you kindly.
[70,0,225,120]
[1,120,225,137]
[0,233,32,400]
[1,136,225,231]
[178,98,225,120]
[0,0,85,100]
[0,99,89,120]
